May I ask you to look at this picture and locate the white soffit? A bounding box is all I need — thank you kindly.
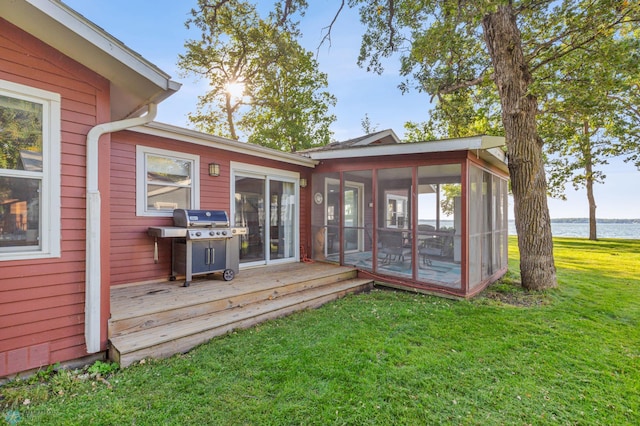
[3,0,181,119]
[306,135,506,160]
[131,122,318,168]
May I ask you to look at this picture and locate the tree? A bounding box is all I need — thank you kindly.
[403,120,436,142]
[240,30,337,151]
[540,32,640,240]
[344,0,640,291]
[360,113,379,133]
[179,0,336,152]
[0,99,42,170]
[218,0,638,290]
[404,85,503,141]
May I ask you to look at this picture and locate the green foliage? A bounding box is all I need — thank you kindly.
[0,361,119,418]
[439,183,460,216]
[404,84,503,142]
[360,113,379,134]
[3,237,639,425]
[179,0,336,152]
[0,96,42,171]
[86,361,119,377]
[538,27,640,197]
[403,119,436,142]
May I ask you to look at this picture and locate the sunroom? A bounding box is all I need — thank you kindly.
[303,130,509,298]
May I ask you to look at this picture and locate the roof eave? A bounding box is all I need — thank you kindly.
[307,135,505,160]
[131,122,319,168]
[3,0,180,120]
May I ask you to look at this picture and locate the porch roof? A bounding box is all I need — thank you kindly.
[303,134,508,173]
[3,0,181,120]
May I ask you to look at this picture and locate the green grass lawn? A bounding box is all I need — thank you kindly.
[2,237,639,425]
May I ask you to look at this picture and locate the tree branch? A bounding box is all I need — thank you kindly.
[529,7,640,73]
[387,0,396,51]
[278,0,294,26]
[318,0,345,51]
[193,0,232,26]
[607,94,640,121]
[430,71,490,102]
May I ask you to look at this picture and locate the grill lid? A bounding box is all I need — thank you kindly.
[173,209,230,228]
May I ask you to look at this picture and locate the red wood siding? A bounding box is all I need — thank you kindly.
[0,19,110,377]
[109,131,312,286]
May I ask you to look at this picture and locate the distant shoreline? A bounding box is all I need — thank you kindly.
[549,218,640,224]
[505,218,640,224]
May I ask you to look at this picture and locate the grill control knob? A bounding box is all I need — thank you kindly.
[209,231,215,236]
[195,231,201,237]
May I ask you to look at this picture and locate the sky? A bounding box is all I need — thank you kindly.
[63,0,640,219]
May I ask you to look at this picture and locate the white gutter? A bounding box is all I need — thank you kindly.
[85,104,158,353]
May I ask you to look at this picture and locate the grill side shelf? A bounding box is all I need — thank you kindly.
[147,227,188,238]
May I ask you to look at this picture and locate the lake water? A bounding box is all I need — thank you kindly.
[508,221,640,239]
[420,220,640,239]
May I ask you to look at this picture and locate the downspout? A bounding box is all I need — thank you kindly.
[85,103,157,353]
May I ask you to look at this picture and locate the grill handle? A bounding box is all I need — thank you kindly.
[153,237,159,263]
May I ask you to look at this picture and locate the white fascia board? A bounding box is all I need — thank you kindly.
[22,0,177,91]
[308,135,505,160]
[485,146,507,163]
[479,135,507,150]
[131,122,318,168]
[352,129,401,146]
[480,147,509,173]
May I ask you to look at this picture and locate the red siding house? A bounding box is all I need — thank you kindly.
[1,1,509,378]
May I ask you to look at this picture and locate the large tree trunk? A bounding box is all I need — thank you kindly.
[583,120,598,240]
[225,92,238,140]
[482,6,557,291]
[586,169,597,240]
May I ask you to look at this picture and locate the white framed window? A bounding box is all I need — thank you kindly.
[0,79,61,261]
[136,146,199,216]
[386,193,408,229]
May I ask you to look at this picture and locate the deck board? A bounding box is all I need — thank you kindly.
[110,262,357,320]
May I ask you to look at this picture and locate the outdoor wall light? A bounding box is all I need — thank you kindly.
[299,178,307,188]
[208,163,220,177]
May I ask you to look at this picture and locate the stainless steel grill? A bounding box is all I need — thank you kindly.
[148,209,247,287]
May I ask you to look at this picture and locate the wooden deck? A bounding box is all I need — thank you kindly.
[109,262,373,367]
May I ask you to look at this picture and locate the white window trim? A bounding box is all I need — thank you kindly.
[136,145,200,217]
[0,79,61,261]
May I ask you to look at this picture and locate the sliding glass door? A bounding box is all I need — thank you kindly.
[269,180,296,261]
[233,165,299,266]
[234,175,265,264]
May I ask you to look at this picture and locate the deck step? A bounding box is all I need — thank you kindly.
[109,267,358,337]
[109,277,372,367]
